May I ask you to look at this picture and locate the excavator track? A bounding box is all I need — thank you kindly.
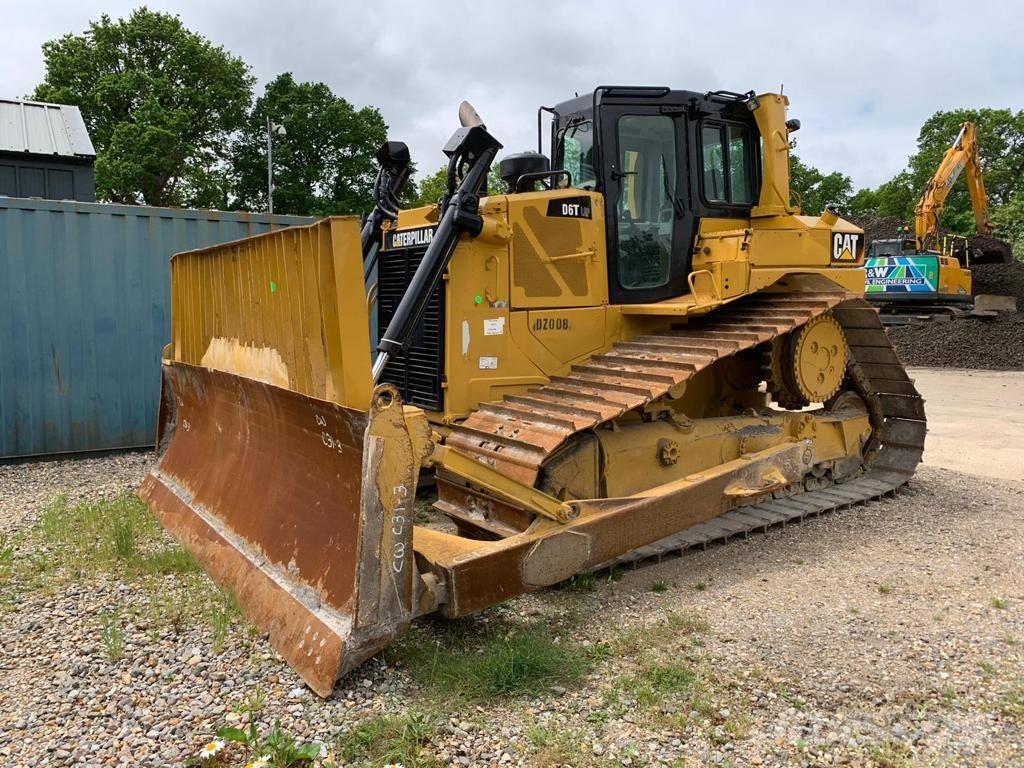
[445,292,926,563]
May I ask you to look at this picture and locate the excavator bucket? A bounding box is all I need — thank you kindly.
[138,218,427,696]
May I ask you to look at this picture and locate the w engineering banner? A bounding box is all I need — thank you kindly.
[864,255,940,295]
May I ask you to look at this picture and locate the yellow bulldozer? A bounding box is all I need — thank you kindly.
[140,87,924,696]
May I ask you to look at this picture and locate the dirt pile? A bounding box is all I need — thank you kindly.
[888,313,1024,370]
[886,260,1024,370]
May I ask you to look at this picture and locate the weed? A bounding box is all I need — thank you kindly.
[39,493,161,573]
[209,588,241,654]
[138,546,199,576]
[992,597,1008,610]
[978,660,996,680]
[100,611,125,660]
[693,580,707,591]
[1001,687,1024,723]
[615,610,709,656]
[217,719,322,767]
[110,517,136,560]
[524,725,589,767]
[867,739,913,767]
[236,685,267,718]
[773,684,805,710]
[605,566,624,582]
[388,619,591,699]
[335,711,439,767]
[0,533,15,581]
[650,580,667,593]
[878,583,893,595]
[559,572,596,591]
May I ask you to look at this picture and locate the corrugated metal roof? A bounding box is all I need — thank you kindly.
[0,98,96,158]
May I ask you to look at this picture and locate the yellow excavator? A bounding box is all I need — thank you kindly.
[140,87,924,696]
[865,121,996,306]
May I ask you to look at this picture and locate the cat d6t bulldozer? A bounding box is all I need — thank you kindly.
[140,87,924,696]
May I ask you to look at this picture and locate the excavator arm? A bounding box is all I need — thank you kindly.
[914,121,993,250]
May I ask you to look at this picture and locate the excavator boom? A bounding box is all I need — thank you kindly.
[914,121,992,250]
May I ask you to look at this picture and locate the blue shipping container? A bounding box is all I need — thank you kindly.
[0,197,313,458]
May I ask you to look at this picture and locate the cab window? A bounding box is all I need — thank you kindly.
[701,122,754,205]
[616,114,676,289]
[561,120,597,190]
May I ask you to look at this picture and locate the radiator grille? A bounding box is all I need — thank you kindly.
[377,243,445,412]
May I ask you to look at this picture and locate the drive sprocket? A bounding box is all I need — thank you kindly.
[767,313,848,407]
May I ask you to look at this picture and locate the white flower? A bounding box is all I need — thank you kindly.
[197,739,225,759]
[383,763,405,768]
[244,757,270,768]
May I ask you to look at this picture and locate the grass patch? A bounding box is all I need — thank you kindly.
[526,725,592,767]
[867,739,913,767]
[878,583,893,595]
[335,711,439,767]
[650,580,668,593]
[992,596,1008,610]
[1001,687,1024,723]
[39,493,163,574]
[388,618,593,700]
[559,572,596,592]
[25,493,248,653]
[615,609,710,656]
[100,611,125,660]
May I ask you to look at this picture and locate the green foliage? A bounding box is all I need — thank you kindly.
[100,611,125,660]
[388,619,592,699]
[34,8,253,206]
[850,108,1024,239]
[0,534,15,582]
[789,153,853,215]
[907,108,1024,231]
[335,711,440,767]
[411,166,448,208]
[992,193,1024,260]
[217,720,322,767]
[409,158,509,209]
[230,73,387,216]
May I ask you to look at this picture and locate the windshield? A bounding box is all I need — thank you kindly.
[559,119,597,190]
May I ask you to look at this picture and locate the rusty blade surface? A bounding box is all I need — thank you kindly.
[139,363,415,696]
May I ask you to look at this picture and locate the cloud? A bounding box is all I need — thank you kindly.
[1,0,1021,189]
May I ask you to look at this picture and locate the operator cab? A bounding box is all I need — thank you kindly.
[541,87,763,304]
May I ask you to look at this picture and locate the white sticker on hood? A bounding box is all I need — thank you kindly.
[479,356,498,370]
[483,317,505,336]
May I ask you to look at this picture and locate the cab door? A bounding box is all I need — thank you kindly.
[599,107,696,304]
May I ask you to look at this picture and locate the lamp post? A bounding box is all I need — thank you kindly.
[266,117,287,214]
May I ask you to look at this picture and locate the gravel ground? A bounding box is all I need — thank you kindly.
[0,455,1021,767]
[0,451,154,534]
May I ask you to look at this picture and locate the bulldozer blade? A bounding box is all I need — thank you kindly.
[139,363,422,696]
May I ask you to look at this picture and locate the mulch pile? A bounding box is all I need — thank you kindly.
[845,216,1023,370]
[885,260,1024,371]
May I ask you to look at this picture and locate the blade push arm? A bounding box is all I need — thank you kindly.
[372,112,502,381]
[914,122,992,250]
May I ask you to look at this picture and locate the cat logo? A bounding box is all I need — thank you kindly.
[831,232,862,262]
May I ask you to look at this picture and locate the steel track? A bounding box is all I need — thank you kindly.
[439,293,926,566]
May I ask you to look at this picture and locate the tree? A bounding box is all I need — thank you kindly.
[34,8,253,207]
[904,108,1024,234]
[789,154,853,215]
[991,192,1024,260]
[407,160,509,209]
[229,73,387,216]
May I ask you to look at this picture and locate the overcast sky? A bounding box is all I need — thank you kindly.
[2,0,1022,189]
